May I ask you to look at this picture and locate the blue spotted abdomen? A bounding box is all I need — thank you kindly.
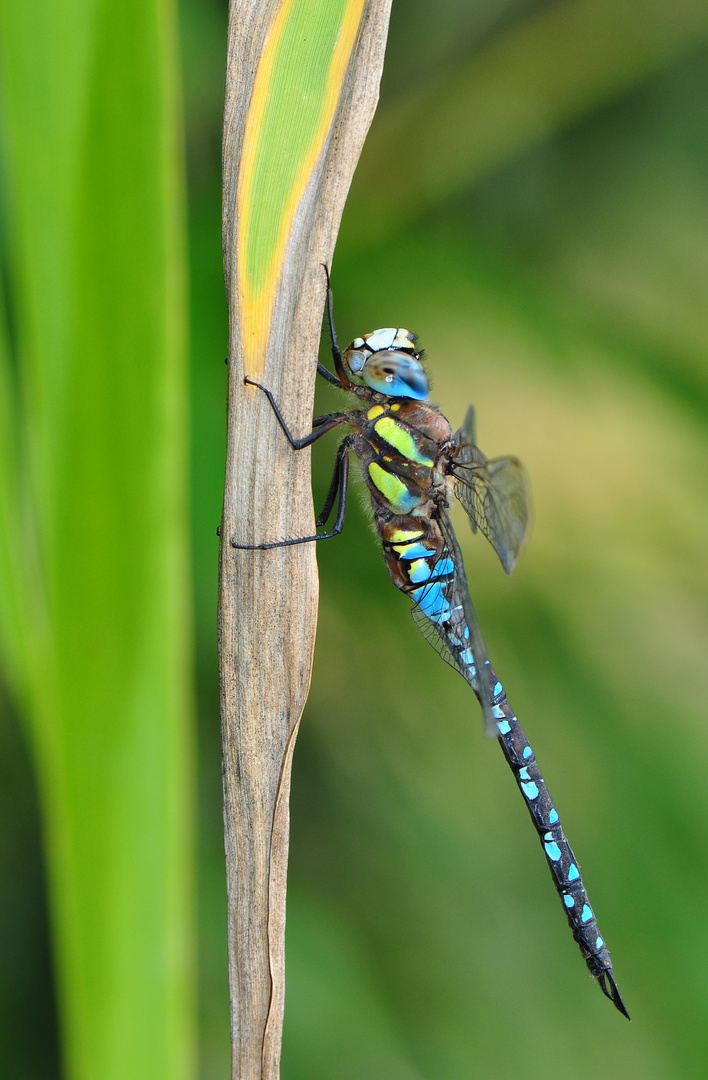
[381,518,466,631]
[380,515,620,997]
[490,684,614,979]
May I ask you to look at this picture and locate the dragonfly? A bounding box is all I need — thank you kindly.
[232,271,629,1019]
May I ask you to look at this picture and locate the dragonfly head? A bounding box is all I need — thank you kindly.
[342,327,429,400]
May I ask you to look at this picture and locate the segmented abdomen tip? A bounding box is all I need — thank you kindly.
[598,969,631,1020]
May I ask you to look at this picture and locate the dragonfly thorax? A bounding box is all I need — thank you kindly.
[342,327,429,401]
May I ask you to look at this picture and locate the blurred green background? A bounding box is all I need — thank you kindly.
[4,0,708,1076]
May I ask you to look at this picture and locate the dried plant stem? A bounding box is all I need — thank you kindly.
[219,3,393,1076]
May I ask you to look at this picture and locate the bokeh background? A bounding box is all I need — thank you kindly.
[4,0,708,1076]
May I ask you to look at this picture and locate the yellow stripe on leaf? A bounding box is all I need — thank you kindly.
[237,0,366,376]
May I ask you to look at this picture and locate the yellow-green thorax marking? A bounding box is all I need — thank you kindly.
[367,462,420,514]
[373,415,435,467]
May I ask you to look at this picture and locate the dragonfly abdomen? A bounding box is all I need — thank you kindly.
[378,510,629,1015]
[489,679,629,1016]
[381,522,466,633]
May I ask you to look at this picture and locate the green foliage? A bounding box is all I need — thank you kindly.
[0,1,194,1078]
[242,0,360,293]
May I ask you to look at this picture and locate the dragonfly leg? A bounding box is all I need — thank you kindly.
[244,377,346,449]
[231,377,350,549]
[320,264,351,389]
[315,435,352,527]
[317,359,342,386]
[230,436,351,550]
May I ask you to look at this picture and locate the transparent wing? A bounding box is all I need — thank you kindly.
[456,404,476,454]
[409,508,497,736]
[452,416,531,574]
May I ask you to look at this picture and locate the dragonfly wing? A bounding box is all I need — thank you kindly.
[409,507,497,736]
[453,408,477,533]
[451,440,531,574]
[454,406,477,457]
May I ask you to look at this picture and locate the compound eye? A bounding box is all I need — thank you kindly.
[362,350,429,400]
[344,348,367,374]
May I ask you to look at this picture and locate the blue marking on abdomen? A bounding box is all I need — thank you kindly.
[408,559,432,584]
[543,835,562,862]
[432,557,454,578]
[398,543,433,560]
[410,581,451,623]
[491,689,624,1009]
